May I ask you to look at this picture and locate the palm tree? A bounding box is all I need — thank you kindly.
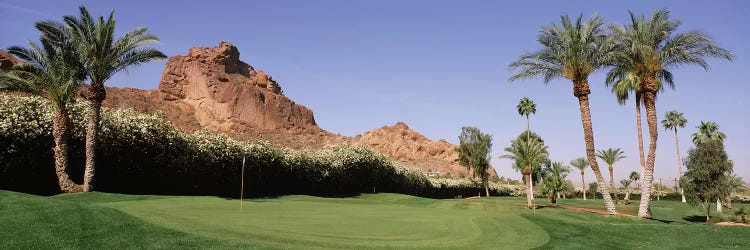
[629,170,641,189]
[0,22,84,193]
[596,148,626,204]
[570,157,589,200]
[692,121,726,144]
[607,10,733,218]
[609,72,651,176]
[517,97,536,141]
[541,161,570,203]
[620,178,633,202]
[724,174,746,209]
[662,110,688,202]
[61,6,166,191]
[502,137,549,209]
[509,13,618,215]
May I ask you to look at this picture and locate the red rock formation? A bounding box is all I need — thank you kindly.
[156,42,317,132]
[0,50,22,71]
[355,122,498,178]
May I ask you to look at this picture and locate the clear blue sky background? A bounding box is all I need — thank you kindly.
[2,0,748,186]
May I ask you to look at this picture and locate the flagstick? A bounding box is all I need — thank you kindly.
[240,152,246,211]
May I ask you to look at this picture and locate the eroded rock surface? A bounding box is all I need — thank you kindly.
[0,50,22,71]
[157,42,317,132]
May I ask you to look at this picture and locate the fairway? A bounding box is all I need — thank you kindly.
[2,191,749,249]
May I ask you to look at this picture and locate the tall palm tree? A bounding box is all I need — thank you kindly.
[692,121,726,144]
[61,6,166,191]
[596,148,626,204]
[0,22,84,193]
[509,14,618,214]
[607,10,733,218]
[609,72,648,176]
[502,137,549,209]
[570,157,589,200]
[517,97,536,141]
[662,110,688,202]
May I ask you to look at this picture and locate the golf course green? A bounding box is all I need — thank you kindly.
[1,190,748,249]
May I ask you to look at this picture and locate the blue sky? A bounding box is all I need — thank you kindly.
[2,0,748,185]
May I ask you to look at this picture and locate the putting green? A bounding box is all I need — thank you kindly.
[103,194,550,249]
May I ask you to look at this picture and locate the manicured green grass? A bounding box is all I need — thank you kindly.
[1,191,748,249]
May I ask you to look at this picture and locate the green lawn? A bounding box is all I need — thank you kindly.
[1,191,748,249]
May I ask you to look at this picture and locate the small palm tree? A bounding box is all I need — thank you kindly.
[517,97,536,141]
[502,138,549,209]
[541,161,570,203]
[662,110,688,202]
[570,157,590,200]
[607,9,733,219]
[61,6,167,191]
[1,22,85,192]
[620,178,633,203]
[509,13,618,215]
[692,121,726,144]
[596,148,626,204]
[724,174,747,209]
[734,207,749,224]
[629,170,641,189]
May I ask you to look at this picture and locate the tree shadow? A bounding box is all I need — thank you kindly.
[683,215,708,223]
[649,218,676,224]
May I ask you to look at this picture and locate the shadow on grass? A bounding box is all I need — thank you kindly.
[683,215,708,223]
[650,218,676,224]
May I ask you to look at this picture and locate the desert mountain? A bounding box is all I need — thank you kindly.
[3,43,498,178]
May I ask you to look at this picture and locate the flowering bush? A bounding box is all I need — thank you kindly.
[3,95,499,197]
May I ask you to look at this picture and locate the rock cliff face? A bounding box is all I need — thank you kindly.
[0,50,22,71]
[156,42,318,132]
[97,42,497,179]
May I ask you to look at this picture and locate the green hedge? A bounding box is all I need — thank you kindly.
[0,95,508,198]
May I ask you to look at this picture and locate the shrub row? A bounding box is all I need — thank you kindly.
[0,95,502,198]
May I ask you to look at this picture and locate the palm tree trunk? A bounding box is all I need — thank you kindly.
[574,80,617,215]
[51,106,81,193]
[83,85,104,192]
[625,189,630,201]
[725,194,732,209]
[674,128,686,203]
[716,199,722,213]
[638,78,659,219]
[526,173,533,208]
[581,172,586,200]
[635,94,646,176]
[609,164,619,204]
[526,115,531,142]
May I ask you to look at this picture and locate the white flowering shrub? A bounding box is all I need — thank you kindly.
[426,178,521,197]
[1,95,450,196]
